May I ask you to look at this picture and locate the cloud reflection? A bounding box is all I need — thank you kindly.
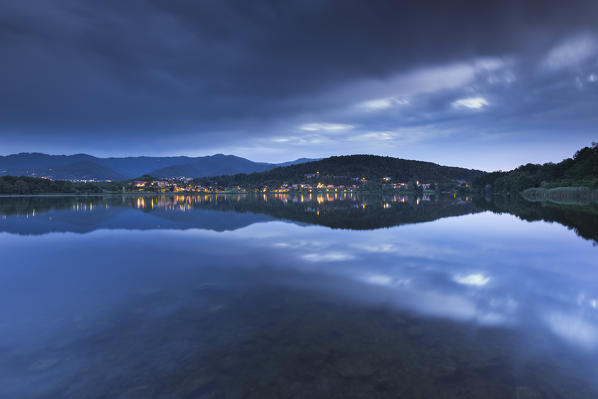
[302,252,355,262]
[546,313,598,349]
[231,212,598,352]
[453,273,491,287]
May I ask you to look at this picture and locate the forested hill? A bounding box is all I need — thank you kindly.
[0,176,108,195]
[196,155,485,186]
[475,144,598,192]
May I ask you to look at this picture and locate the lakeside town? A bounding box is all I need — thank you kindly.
[128,172,471,195]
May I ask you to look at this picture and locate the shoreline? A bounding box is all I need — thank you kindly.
[0,193,154,198]
[0,189,446,198]
[522,186,598,205]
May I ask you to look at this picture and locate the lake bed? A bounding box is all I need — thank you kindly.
[1,194,597,398]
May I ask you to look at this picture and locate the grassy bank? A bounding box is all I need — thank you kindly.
[522,186,598,205]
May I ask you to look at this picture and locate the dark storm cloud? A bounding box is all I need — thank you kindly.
[0,0,597,166]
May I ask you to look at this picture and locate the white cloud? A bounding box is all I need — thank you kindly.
[576,293,598,310]
[453,273,490,287]
[546,312,598,349]
[353,243,399,253]
[588,73,597,83]
[473,57,508,71]
[360,273,411,287]
[270,135,325,145]
[487,70,516,85]
[452,97,489,110]
[543,34,598,70]
[476,312,506,325]
[396,64,484,95]
[344,126,455,147]
[350,131,395,141]
[490,297,518,313]
[362,274,394,286]
[302,252,354,262]
[299,123,354,132]
[359,96,409,111]
[333,57,507,107]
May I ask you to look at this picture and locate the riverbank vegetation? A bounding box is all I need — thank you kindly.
[474,144,598,194]
[522,186,598,204]
[0,176,122,195]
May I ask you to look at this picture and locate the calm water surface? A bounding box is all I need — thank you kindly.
[1,194,597,398]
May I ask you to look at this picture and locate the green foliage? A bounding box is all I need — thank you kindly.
[135,175,156,182]
[522,186,598,203]
[475,144,598,193]
[0,176,108,194]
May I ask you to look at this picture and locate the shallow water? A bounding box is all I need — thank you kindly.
[1,194,597,398]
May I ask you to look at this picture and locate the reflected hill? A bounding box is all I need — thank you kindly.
[475,196,598,245]
[192,193,482,230]
[0,193,482,235]
[0,196,274,235]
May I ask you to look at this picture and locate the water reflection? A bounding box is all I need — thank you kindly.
[3,193,597,245]
[0,194,480,234]
[0,195,597,397]
[476,195,598,244]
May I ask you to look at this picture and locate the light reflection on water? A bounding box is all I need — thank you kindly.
[0,195,597,398]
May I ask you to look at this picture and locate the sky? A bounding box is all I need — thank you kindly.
[1,0,597,171]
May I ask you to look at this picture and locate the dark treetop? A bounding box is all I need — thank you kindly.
[195,155,484,187]
[475,144,598,192]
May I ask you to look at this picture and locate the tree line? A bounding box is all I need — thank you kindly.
[194,155,484,188]
[0,176,112,194]
[474,144,598,193]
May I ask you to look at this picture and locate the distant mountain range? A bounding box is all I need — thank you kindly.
[0,153,318,180]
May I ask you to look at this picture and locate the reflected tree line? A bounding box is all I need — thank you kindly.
[1,193,597,244]
[180,193,481,230]
[0,194,480,231]
[474,196,598,245]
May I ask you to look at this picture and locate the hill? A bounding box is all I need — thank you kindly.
[475,143,598,193]
[195,155,485,187]
[150,154,274,178]
[0,153,316,180]
[0,176,111,195]
[34,160,127,181]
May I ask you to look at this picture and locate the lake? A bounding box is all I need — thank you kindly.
[1,194,597,398]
